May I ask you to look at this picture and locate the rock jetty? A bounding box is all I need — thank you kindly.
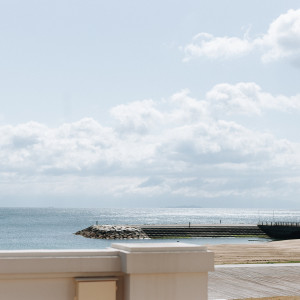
[75,225,149,239]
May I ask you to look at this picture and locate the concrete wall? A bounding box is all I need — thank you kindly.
[0,243,214,300]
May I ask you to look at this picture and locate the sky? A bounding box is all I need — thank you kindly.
[0,0,300,208]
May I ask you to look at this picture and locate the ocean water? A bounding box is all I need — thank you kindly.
[0,207,299,250]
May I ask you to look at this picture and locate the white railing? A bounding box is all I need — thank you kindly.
[0,242,214,300]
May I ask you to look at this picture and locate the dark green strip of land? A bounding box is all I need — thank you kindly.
[140,224,267,238]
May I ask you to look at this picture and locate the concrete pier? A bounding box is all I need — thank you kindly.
[141,224,266,238]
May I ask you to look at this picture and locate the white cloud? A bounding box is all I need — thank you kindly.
[206,82,300,115]
[0,85,300,206]
[183,33,253,61]
[261,9,300,62]
[182,9,300,64]
[110,99,164,134]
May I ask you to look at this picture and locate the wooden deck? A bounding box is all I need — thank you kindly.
[209,263,300,299]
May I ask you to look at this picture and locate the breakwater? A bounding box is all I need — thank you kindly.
[76,224,267,239]
[75,225,149,239]
[140,224,266,238]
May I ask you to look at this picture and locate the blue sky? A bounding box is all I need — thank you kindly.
[0,0,300,208]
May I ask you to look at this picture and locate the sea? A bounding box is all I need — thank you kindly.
[0,207,299,250]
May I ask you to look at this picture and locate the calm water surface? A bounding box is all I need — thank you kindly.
[0,207,299,250]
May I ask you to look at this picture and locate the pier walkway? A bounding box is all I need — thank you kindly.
[208,263,300,299]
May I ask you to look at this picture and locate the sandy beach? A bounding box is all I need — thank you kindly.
[207,239,300,265]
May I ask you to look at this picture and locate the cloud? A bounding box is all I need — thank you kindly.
[183,33,253,62]
[110,99,164,134]
[261,9,300,62]
[0,85,300,206]
[182,9,300,64]
[206,82,300,115]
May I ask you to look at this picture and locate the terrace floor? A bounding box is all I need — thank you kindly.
[209,263,300,299]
